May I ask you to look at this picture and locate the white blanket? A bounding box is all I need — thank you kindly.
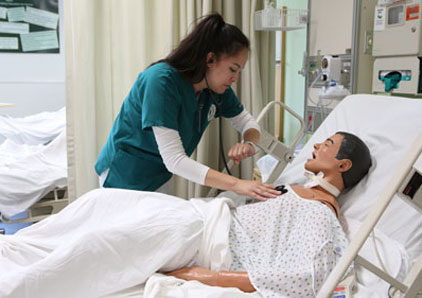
[0,189,243,298]
[0,107,66,145]
[0,130,67,217]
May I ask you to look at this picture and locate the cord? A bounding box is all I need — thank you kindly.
[372,229,401,298]
[219,115,232,176]
[371,230,390,274]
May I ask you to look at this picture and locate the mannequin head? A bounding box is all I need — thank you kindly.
[305,132,372,191]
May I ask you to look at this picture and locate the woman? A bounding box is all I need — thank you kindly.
[95,13,280,200]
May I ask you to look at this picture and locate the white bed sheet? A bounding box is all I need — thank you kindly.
[257,94,422,297]
[0,188,250,298]
[0,130,67,217]
[0,107,66,145]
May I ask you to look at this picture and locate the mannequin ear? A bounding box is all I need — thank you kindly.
[338,159,352,173]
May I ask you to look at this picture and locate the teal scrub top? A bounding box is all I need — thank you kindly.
[95,62,244,191]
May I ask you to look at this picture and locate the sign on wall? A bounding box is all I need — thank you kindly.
[0,0,59,53]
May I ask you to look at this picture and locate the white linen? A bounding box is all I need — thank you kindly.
[0,107,66,145]
[190,197,235,271]
[0,188,236,298]
[0,139,44,167]
[0,130,67,217]
[257,94,422,297]
[345,218,409,298]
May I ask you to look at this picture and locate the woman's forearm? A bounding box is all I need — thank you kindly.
[204,168,240,191]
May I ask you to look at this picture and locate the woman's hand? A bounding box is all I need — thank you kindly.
[166,266,218,286]
[228,142,255,165]
[233,180,281,201]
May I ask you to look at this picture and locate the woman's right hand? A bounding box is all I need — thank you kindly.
[232,180,281,201]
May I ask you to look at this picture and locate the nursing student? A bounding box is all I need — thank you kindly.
[95,13,281,201]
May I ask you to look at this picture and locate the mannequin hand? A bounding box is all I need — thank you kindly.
[165,266,218,286]
[228,142,255,165]
[232,180,281,201]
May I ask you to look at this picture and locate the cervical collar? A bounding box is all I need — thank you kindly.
[304,171,340,197]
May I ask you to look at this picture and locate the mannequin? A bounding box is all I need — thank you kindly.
[166,131,372,293]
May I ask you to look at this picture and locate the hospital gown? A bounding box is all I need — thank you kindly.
[229,185,348,298]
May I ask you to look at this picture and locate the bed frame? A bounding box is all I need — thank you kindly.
[317,133,422,298]
[1,187,69,224]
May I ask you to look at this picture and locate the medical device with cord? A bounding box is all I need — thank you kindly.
[302,53,352,134]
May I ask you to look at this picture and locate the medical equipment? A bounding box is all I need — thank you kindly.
[398,150,422,213]
[372,56,422,93]
[332,274,356,298]
[274,184,288,194]
[372,0,422,94]
[321,55,343,82]
[319,82,352,101]
[304,171,341,197]
[303,54,352,133]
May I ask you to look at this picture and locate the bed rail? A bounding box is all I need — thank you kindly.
[1,187,69,224]
[317,133,422,298]
[255,100,305,184]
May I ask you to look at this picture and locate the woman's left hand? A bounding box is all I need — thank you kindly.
[228,142,255,165]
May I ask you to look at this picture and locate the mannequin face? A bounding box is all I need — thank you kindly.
[205,49,248,94]
[305,134,351,175]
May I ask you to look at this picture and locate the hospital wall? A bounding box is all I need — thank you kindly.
[0,0,65,118]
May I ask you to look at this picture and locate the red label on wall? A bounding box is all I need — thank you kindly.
[407,4,420,21]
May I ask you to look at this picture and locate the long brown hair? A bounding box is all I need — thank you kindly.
[161,13,250,83]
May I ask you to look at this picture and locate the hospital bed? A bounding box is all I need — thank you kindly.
[102,93,422,298]
[0,108,68,224]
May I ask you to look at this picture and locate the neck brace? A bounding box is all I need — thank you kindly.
[304,171,340,197]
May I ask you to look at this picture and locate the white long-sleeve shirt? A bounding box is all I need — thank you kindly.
[152,109,260,185]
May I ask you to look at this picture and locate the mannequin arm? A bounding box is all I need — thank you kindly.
[165,266,255,293]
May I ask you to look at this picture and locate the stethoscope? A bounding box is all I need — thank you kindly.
[197,76,223,132]
[197,76,231,175]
